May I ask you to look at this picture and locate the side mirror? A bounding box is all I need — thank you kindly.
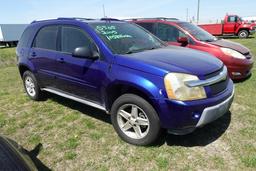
[72,47,99,60]
[177,37,188,46]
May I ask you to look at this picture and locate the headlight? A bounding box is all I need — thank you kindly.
[221,48,246,59]
[164,73,206,101]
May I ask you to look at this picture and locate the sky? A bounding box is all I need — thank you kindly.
[0,0,255,24]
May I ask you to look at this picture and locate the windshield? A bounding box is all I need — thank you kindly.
[177,22,217,42]
[89,22,165,54]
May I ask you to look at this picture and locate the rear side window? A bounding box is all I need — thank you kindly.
[137,23,155,33]
[156,23,186,42]
[17,26,34,50]
[33,26,58,51]
[61,26,92,54]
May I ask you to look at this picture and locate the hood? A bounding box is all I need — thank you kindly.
[242,21,256,26]
[209,39,250,55]
[115,46,223,77]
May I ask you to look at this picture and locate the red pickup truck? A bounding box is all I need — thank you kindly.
[199,15,256,38]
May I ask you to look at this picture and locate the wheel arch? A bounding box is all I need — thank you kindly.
[105,82,161,113]
[237,28,249,36]
[18,64,32,77]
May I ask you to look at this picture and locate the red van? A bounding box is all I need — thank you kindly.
[131,18,253,80]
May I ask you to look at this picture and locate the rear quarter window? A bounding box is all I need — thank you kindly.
[17,26,34,51]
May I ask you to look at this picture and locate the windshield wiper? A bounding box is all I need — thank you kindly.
[125,49,142,54]
[125,47,158,54]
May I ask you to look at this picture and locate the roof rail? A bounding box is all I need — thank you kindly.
[30,17,121,24]
[31,17,96,23]
[31,18,58,24]
[125,17,179,21]
[100,18,121,21]
[57,17,95,21]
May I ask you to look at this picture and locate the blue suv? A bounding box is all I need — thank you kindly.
[16,18,234,146]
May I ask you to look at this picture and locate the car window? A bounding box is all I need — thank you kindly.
[228,16,237,22]
[177,22,217,42]
[156,23,186,42]
[137,23,155,34]
[17,27,33,48]
[61,26,92,54]
[89,22,164,55]
[33,26,58,51]
[17,26,35,52]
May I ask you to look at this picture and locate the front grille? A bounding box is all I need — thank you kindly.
[204,67,229,96]
[209,78,229,95]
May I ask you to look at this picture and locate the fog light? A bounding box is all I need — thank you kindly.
[232,72,242,76]
[193,113,200,119]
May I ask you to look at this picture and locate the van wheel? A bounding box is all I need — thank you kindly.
[111,94,161,146]
[22,71,44,101]
[238,30,249,39]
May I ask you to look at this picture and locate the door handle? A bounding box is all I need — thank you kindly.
[30,52,37,57]
[56,58,65,63]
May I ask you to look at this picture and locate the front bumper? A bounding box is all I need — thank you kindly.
[227,58,254,80]
[153,79,234,135]
[196,88,234,127]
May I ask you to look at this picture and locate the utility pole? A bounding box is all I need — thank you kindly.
[197,0,200,24]
[186,8,189,22]
[102,4,106,18]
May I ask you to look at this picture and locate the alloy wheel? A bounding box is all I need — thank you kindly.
[117,104,150,139]
[25,76,36,97]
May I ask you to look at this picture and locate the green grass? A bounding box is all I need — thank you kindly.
[64,151,77,160]
[0,47,17,67]
[64,137,80,149]
[0,37,256,170]
[242,156,256,168]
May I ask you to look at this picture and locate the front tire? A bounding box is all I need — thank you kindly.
[22,71,44,101]
[111,94,161,146]
[238,30,249,39]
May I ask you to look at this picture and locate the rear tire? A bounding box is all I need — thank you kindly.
[238,30,249,39]
[111,94,161,146]
[22,71,44,101]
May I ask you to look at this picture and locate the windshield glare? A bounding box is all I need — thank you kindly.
[89,22,164,54]
[178,22,217,42]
